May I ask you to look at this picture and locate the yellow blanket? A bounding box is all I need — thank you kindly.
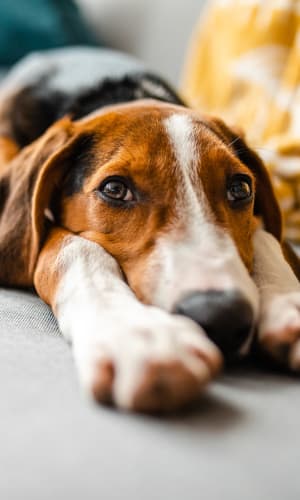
[181,0,300,241]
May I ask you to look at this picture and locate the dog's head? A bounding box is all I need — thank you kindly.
[0,100,282,357]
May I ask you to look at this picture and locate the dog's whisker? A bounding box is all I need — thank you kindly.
[228,136,241,148]
[233,147,249,155]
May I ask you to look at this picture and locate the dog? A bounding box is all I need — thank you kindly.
[0,47,300,413]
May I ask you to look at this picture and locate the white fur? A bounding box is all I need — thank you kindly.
[54,235,221,408]
[253,229,300,370]
[149,114,260,318]
[164,114,199,181]
[140,78,173,100]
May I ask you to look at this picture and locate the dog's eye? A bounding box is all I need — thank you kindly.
[227,175,252,205]
[99,178,134,203]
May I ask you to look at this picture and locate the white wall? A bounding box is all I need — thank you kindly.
[76,0,206,86]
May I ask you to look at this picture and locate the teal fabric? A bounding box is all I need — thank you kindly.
[0,0,101,66]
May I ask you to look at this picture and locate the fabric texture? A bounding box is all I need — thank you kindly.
[181,0,300,241]
[0,288,59,335]
[1,287,300,499]
[0,0,100,67]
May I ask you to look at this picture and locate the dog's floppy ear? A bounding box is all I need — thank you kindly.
[0,117,89,286]
[208,117,282,242]
[235,136,282,241]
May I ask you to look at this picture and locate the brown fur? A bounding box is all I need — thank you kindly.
[0,117,86,286]
[0,99,293,301]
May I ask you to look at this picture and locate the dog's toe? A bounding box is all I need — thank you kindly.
[111,318,221,412]
[259,292,300,370]
[130,359,209,413]
[290,338,300,372]
[91,359,115,404]
[73,310,222,413]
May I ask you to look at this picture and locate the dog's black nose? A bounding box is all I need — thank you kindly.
[174,290,254,358]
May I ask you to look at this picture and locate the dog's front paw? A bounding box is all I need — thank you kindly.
[258,292,300,371]
[72,308,222,413]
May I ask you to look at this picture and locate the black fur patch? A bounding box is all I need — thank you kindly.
[61,134,96,197]
[9,83,64,148]
[8,73,184,148]
[63,73,184,120]
[0,176,9,214]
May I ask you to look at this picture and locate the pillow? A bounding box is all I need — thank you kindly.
[0,0,102,67]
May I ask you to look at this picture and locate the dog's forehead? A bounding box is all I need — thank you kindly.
[83,102,228,168]
[163,113,202,175]
[84,101,213,138]
[77,102,250,210]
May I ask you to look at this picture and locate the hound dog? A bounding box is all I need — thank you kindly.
[0,47,300,413]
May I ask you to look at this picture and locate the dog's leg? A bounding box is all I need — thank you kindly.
[253,229,300,370]
[34,228,222,412]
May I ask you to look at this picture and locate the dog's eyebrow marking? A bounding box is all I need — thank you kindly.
[164,114,199,181]
[63,134,95,196]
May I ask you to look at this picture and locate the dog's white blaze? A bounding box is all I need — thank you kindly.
[164,114,199,181]
[156,113,260,316]
[149,234,258,310]
[55,235,220,408]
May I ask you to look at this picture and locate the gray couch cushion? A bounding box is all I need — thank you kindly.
[0,288,59,335]
[0,288,300,500]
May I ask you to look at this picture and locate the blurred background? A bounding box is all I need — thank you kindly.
[0,0,206,85]
[75,0,205,85]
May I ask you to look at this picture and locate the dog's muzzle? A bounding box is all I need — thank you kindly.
[173,289,254,358]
